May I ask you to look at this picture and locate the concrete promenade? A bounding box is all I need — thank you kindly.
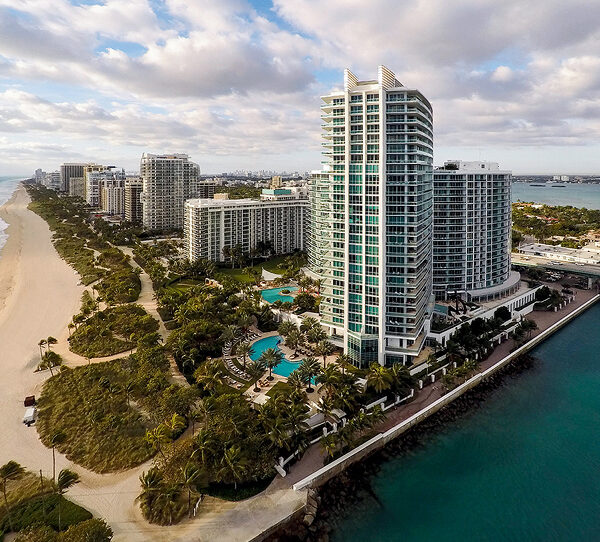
[289,290,600,492]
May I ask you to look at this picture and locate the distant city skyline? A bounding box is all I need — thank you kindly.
[1,1,600,175]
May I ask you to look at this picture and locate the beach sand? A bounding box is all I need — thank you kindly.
[0,185,303,541]
[0,186,153,540]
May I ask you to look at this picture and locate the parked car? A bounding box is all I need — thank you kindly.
[24,395,36,407]
[23,407,37,426]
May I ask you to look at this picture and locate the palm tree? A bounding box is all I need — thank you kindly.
[194,360,226,395]
[236,342,254,370]
[46,336,57,351]
[0,461,24,532]
[55,468,80,531]
[50,431,66,484]
[335,353,352,374]
[390,363,414,395]
[192,428,215,465]
[237,314,254,340]
[306,326,326,348]
[316,364,341,399]
[220,324,240,345]
[299,316,320,334]
[299,357,321,393]
[320,434,337,459]
[38,339,46,361]
[277,321,296,337]
[159,484,182,525]
[217,446,247,490]
[259,347,283,381]
[165,413,186,438]
[124,381,136,407]
[138,468,163,513]
[314,340,335,368]
[180,463,202,518]
[247,359,267,392]
[144,424,171,458]
[222,246,232,267]
[366,363,393,394]
[284,328,304,357]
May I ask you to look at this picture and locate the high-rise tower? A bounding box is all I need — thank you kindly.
[309,66,434,367]
[433,160,516,302]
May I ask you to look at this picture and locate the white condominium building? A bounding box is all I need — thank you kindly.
[84,164,110,207]
[309,66,434,367]
[100,174,126,216]
[184,188,309,262]
[43,171,61,190]
[140,153,206,231]
[433,161,517,302]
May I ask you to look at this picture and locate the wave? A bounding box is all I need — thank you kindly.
[0,176,26,255]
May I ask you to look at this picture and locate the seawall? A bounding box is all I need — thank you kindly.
[292,293,600,491]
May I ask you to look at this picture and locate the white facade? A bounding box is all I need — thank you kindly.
[309,66,434,367]
[433,160,513,301]
[100,176,126,216]
[185,189,309,262]
[140,153,203,231]
[43,171,61,190]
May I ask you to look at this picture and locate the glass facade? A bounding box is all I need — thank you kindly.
[309,67,433,367]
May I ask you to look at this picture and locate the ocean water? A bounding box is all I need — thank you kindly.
[0,176,24,254]
[512,182,600,209]
[332,302,600,542]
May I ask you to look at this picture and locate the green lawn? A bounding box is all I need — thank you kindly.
[218,255,291,283]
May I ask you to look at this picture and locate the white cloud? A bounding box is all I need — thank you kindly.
[1,0,600,173]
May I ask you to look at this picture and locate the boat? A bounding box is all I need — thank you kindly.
[552,185,566,188]
[530,183,545,186]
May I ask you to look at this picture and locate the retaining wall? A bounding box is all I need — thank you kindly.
[293,294,599,491]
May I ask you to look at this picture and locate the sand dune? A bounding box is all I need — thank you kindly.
[0,185,304,541]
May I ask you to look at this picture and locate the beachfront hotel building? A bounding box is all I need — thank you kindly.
[433,161,517,302]
[308,66,434,367]
[60,163,88,193]
[83,164,111,207]
[140,153,216,231]
[68,177,85,199]
[184,188,309,262]
[124,178,143,223]
[100,175,126,217]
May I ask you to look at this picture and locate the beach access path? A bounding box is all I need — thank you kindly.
[0,185,306,541]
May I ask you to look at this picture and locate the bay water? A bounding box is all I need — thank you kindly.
[333,302,600,542]
[512,182,600,209]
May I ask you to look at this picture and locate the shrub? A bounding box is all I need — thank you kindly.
[0,495,91,535]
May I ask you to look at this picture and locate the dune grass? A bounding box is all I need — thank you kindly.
[36,362,154,473]
[69,304,159,358]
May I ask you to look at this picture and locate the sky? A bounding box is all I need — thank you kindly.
[1,0,600,176]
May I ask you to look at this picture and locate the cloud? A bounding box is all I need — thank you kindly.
[1,0,600,173]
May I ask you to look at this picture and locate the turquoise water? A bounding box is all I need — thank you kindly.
[333,303,600,542]
[513,182,600,209]
[249,335,303,378]
[261,286,298,303]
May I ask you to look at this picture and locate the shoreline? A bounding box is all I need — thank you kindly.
[268,354,541,541]
[263,293,600,541]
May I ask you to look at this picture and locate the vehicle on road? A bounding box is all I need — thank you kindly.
[23,407,37,426]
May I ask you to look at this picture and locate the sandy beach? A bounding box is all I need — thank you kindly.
[0,185,304,541]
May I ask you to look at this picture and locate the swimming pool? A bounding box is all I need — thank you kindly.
[249,335,304,378]
[261,286,298,304]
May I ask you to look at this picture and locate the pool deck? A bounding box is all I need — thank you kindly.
[244,330,337,405]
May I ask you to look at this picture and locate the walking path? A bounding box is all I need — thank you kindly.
[274,285,599,488]
[0,187,305,541]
